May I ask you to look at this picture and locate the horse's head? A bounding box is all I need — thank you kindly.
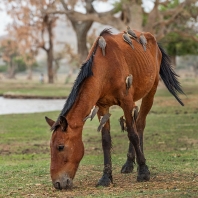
[45,116,84,190]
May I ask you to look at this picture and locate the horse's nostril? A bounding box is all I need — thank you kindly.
[55,182,62,190]
[66,178,70,185]
[53,178,73,190]
[64,177,73,188]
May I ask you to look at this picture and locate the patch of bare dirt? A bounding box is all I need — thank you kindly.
[178,136,198,146]
[0,143,50,156]
[18,170,198,198]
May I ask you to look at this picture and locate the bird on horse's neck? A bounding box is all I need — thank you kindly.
[65,82,100,132]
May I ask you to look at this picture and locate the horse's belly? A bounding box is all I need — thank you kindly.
[133,70,157,101]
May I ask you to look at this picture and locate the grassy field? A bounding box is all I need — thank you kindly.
[0,75,75,98]
[0,78,198,197]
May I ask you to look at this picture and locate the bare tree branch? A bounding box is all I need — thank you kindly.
[174,30,198,42]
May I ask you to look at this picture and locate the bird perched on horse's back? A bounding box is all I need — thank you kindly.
[98,36,106,56]
[140,33,147,51]
[122,31,134,49]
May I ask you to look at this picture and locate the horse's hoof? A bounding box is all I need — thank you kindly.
[96,174,112,187]
[121,161,134,174]
[137,164,150,182]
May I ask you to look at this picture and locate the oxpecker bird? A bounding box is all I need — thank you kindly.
[98,36,106,56]
[122,31,134,49]
[97,113,111,132]
[119,116,127,132]
[83,106,99,121]
[132,106,139,122]
[127,26,139,43]
[140,33,147,51]
[126,74,133,90]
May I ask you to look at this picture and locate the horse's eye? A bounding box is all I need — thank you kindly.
[57,145,64,151]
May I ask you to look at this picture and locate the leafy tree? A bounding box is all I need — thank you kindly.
[51,0,198,63]
[0,38,19,78]
[162,33,198,54]
[158,0,198,65]
[0,38,38,78]
[4,0,59,83]
[4,0,197,74]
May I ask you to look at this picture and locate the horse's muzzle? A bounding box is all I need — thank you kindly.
[53,176,73,190]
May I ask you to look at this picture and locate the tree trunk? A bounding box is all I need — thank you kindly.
[27,66,32,80]
[8,66,16,79]
[47,48,54,83]
[53,59,60,82]
[71,0,94,63]
[46,21,54,84]
[7,58,16,79]
[71,21,93,63]
[122,0,143,31]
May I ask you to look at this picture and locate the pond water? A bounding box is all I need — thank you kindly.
[0,97,66,115]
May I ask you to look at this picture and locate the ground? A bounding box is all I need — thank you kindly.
[0,75,198,197]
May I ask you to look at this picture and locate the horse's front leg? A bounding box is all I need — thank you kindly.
[96,107,112,187]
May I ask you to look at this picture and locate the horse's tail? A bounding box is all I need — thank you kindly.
[158,43,185,106]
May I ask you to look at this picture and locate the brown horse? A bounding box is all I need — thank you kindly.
[45,28,184,190]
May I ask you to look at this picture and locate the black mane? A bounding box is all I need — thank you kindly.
[51,28,113,131]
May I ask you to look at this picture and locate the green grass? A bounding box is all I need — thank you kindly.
[0,79,198,197]
[0,80,72,97]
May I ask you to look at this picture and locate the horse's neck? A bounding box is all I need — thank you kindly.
[66,81,100,128]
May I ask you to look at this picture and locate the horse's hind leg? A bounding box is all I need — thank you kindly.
[96,107,112,187]
[121,106,139,173]
[135,83,158,181]
[121,142,135,173]
[121,99,149,182]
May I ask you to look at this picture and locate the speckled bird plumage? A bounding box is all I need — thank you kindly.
[126,74,133,90]
[140,33,147,51]
[122,31,134,49]
[119,116,127,132]
[132,106,139,122]
[83,105,99,121]
[97,113,111,132]
[98,36,106,56]
[127,26,137,39]
[127,26,140,43]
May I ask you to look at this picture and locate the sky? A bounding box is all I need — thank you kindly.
[0,10,12,36]
[0,0,154,37]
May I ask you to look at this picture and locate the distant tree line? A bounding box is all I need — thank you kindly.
[0,0,197,83]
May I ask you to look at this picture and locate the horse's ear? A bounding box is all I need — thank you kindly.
[45,116,55,127]
[59,116,68,132]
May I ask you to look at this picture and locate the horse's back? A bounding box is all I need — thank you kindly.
[91,30,161,105]
[115,31,161,100]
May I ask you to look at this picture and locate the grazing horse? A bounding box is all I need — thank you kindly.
[45,28,184,190]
